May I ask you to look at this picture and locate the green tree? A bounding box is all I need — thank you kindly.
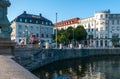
[52,25,87,44]
[53,28,68,43]
[58,34,68,43]
[74,25,87,41]
[66,26,74,41]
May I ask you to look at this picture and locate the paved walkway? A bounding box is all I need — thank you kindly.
[0,55,39,79]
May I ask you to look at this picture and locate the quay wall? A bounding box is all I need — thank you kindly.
[14,48,120,71]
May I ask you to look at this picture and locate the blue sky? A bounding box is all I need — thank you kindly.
[8,0,120,23]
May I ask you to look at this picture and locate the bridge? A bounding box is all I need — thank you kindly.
[14,47,120,71]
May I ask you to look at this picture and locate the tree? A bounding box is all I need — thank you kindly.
[52,25,87,44]
[58,34,68,43]
[52,28,68,43]
[66,26,74,42]
[74,25,87,42]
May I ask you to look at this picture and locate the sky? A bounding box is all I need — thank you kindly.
[8,0,120,23]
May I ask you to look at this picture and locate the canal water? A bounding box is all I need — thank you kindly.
[32,56,120,79]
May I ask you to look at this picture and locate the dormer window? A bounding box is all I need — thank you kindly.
[19,18,22,22]
[30,19,32,23]
[42,21,44,25]
[36,20,38,24]
[46,22,48,25]
[49,22,51,26]
[25,19,27,23]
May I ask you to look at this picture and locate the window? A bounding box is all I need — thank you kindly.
[100,15,103,18]
[19,18,22,22]
[25,26,28,30]
[36,20,38,24]
[100,34,103,38]
[117,28,119,31]
[105,26,108,31]
[36,33,39,37]
[96,28,98,31]
[91,29,93,32]
[117,20,119,25]
[106,14,108,18]
[112,20,114,25]
[18,32,22,37]
[31,26,33,30]
[105,35,108,38]
[42,21,44,25]
[46,22,48,25]
[30,19,32,23]
[41,34,44,38]
[46,34,48,38]
[18,25,22,29]
[50,34,53,38]
[96,35,98,39]
[49,22,51,26]
[84,25,86,27]
[36,27,39,31]
[88,29,90,32]
[100,27,103,31]
[25,19,27,22]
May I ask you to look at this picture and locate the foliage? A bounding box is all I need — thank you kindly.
[52,25,87,43]
[66,26,74,41]
[74,25,87,41]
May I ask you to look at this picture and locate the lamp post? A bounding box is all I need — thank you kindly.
[23,25,29,45]
[72,25,75,48]
[56,13,58,48]
[26,29,29,44]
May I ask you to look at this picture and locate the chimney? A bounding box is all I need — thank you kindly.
[39,13,42,17]
[23,11,27,14]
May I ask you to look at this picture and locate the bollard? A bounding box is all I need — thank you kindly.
[59,43,62,49]
[70,44,73,48]
[78,44,81,49]
[46,41,50,49]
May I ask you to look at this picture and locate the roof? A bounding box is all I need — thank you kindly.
[11,11,53,26]
[54,17,80,27]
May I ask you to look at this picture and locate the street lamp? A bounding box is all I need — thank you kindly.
[72,25,75,48]
[23,25,29,45]
[56,13,58,48]
[26,29,29,44]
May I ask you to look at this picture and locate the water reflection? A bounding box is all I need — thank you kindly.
[32,56,120,79]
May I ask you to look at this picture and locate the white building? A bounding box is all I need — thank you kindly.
[80,10,120,47]
[11,11,54,45]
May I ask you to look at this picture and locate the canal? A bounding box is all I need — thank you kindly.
[32,56,120,79]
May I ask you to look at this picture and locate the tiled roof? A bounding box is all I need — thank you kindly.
[54,17,80,27]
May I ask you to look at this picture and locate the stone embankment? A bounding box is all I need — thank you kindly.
[14,48,120,71]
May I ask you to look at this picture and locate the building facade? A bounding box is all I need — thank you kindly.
[54,17,80,29]
[80,10,120,47]
[11,11,54,45]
